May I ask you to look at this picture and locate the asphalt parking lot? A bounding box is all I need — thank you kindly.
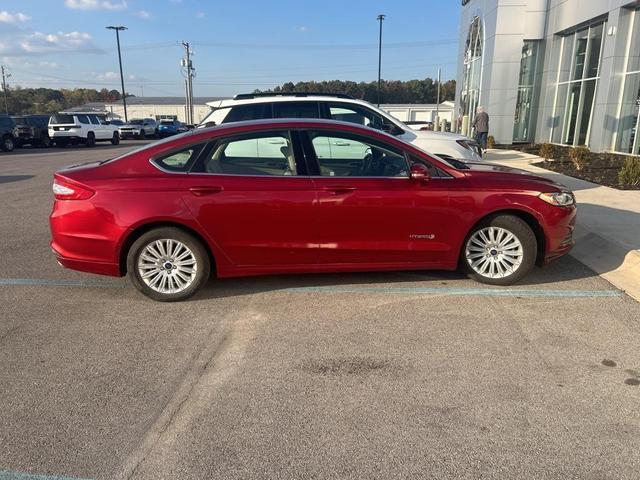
[1,143,640,480]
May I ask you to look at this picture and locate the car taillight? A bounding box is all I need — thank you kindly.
[52,179,94,200]
[456,139,472,150]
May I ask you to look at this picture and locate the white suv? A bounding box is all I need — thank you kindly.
[49,113,120,147]
[199,93,482,162]
[118,118,157,139]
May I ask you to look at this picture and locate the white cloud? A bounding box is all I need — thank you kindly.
[127,74,137,81]
[0,29,102,56]
[196,11,205,18]
[64,0,127,11]
[134,10,151,19]
[97,71,118,81]
[296,26,310,32]
[0,11,31,23]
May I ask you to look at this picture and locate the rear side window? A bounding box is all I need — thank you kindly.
[223,104,272,123]
[77,115,90,125]
[50,115,75,125]
[153,144,205,172]
[199,130,296,176]
[273,102,319,119]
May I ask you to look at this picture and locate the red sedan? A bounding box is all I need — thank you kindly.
[50,119,576,301]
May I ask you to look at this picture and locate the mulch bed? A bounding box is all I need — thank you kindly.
[495,143,640,190]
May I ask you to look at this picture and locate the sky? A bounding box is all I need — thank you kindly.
[0,0,462,98]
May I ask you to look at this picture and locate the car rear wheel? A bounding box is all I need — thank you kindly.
[463,215,536,286]
[86,132,96,148]
[2,135,15,152]
[139,130,146,140]
[127,227,211,301]
[111,131,120,145]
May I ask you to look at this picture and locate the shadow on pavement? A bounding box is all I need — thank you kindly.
[192,255,602,301]
[0,175,34,184]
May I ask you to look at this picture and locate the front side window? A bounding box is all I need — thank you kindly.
[202,131,297,176]
[273,102,319,119]
[307,131,408,177]
[88,115,101,125]
[153,144,204,172]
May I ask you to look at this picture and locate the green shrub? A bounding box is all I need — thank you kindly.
[539,143,555,162]
[618,157,640,187]
[569,146,590,171]
[487,135,496,149]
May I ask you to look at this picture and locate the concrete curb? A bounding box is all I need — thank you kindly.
[484,150,640,302]
[570,226,640,302]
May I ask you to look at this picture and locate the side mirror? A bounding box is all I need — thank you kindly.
[410,163,430,183]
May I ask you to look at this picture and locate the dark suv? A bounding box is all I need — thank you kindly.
[0,115,17,152]
[12,115,52,148]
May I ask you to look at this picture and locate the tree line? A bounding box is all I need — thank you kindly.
[1,87,124,116]
[256,78,456,104]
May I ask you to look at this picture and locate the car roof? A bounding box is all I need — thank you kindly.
[207,95,376,109]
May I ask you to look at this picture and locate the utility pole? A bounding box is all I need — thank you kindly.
[1,65,10,115]
[106,26,128,122]
[435,68,441,131]
[376,14,385,107]
[181,41,195,125]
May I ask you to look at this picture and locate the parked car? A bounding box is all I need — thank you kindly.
[0,115,17,152]
[50,119,576,301]
[119,118,157,139]
[157,119,188,137]
[48,113,120,147]
[109,119,125,127]
[200,93,483,162]
[12,115,51,148]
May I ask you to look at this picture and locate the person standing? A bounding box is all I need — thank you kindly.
[473,106,489,152]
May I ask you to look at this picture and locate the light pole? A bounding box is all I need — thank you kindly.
[106,25,128,122]
[377,14,385,107]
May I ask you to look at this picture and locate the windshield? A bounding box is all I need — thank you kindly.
[50,115,75,125]
[129,119,144,125]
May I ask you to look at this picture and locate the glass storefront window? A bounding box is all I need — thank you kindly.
[513,41,540,142]
[550,21,604,147]
[461,16,483,137]
[616,9,640,155]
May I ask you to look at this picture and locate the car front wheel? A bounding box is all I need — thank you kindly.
[127,227,211,301]
[463,215,536,286]
[2,135,15,152]
[111,131,120,145]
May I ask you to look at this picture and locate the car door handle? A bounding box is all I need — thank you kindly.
[189,186,223,196]
[322,185,356,194]
[333,141,351,146]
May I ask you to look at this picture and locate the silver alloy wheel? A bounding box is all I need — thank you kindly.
[137,239,198,294]
[465,227,524,279]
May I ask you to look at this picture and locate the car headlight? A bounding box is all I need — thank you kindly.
[538,191,575,206]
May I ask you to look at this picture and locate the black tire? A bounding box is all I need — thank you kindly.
[1,135,15,152]
[111,131,120,145]
[40,135,51,148]
[127,227,211,302]
[86,132,96,148]
[54,139,69,148]
[462,214,537,286]
[154,129,159,139]
[139,130,146,140]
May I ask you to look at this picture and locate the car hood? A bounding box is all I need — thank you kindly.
[463,163,567,189]
[402,129,471,142]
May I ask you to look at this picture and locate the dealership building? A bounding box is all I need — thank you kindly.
[455,0,640,155]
